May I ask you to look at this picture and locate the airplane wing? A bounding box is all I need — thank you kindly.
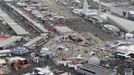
[68,54,87,60]
[34,67,43,71]
[77,54,81,58]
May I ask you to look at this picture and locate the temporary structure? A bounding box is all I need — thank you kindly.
[40,48,55,59]
[125,33,134,40]
[11,47,29,55]
[88,56,100,65]
[7,56,26,63]
[0,59,6,65]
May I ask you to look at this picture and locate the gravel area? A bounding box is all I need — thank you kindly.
[42,0,80,19]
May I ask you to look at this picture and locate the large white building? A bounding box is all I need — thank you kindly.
[100,13,134,33]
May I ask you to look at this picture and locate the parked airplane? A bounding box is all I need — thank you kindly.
[68,54,87,60]
[102,24,120,33]
[23,66,54,75]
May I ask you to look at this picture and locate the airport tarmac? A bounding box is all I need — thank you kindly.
[66,19,119,41]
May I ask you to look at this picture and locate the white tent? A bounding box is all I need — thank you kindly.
[88,56,100,65]
[0,59,6,65]
[64,48,69,51]
[125,33,134,39]
[12,47,29,55]
[41,48,49,51]
[40,48,55,58]
[117,46,128,50]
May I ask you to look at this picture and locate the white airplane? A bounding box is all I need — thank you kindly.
[68,63,83,70]
[68,54,87,60]
[23,66,54,75]
[103,24,120,33]
[57,60,72,66]
[57,59,83,70]
[74,0,81,3]
[72,9,83,16]
[34,66,54,75]
[22,73,35,75]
